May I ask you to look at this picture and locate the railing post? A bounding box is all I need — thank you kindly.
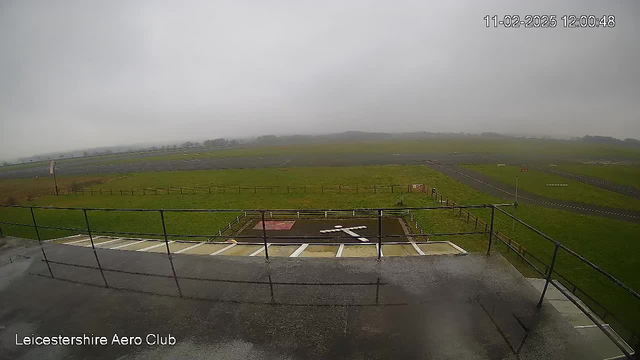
[487,206,495,255]
[30,207,53,278]
[261,211,269,261]
[83,209,108,288]
[377,209,382,260]
[160,210,182,297]
[537,244,560,308]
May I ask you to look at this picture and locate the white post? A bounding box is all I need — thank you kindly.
[512,175,518,232]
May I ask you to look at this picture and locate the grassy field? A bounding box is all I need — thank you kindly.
[556,164,640,189]
[94,138,640,165]
[462,164,640,211]
[1,165,638,337]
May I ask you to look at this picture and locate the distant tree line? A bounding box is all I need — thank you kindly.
[4,132,640,167]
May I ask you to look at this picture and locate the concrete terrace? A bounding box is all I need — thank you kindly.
[0,241,598,360]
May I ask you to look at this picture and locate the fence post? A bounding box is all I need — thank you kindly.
[475,216,478,228]
[180,187,183,195]
[391,185,393,193]
[377,209,382,260]
[29,207,53,278]
[467,212,470,223]
[261,211,269,261]
[83,209,109,287]
[160,210,182,297]
[487,206,495,255]
[537,244,560,308]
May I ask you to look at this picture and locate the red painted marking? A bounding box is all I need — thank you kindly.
[253,221,296,230]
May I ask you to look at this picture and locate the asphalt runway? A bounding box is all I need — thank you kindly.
[425,161,640,223]
[0,151,617,180]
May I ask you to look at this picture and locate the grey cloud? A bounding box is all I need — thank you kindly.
[1,0,639,160]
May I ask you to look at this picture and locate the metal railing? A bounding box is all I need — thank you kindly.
[422,188,639,358]
[1,202,637,357]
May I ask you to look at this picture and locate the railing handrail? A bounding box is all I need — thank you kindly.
[493,205,640,302]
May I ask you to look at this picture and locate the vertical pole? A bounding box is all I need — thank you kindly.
[512,175,518,232]
[160,210,182,297]
[377,209,382,260]
[83,209,108,288]
[487,206,495,255]
[53,168,59,196]
[209,186,211,194]
[30,207,53,278]
[537,244,560,308]
[261,211,269,261]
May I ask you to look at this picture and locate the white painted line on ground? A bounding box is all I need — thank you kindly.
[447,241,468,255]
[573,324,599,329]
[175,242,204,254]
[91,238,124,247]
[411,241,426,256]
[250,244,271,257]
[138,241,173,252]
[336,244,344,257]
[111,240,146,250]
[602,354,628,360]
[48,234,84,243]
[63,236,93,245]
[290,244,309,257]
[210,243,236,256]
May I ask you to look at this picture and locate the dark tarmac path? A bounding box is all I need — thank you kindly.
[425,161,640,223]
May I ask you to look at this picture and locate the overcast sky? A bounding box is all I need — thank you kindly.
[1,0,639,160]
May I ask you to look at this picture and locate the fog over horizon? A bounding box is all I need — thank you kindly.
[1,0,639,161]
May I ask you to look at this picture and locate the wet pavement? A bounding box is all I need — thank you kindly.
[0,242,595,359]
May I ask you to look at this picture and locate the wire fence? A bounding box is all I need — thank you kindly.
[60,184,431,196]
